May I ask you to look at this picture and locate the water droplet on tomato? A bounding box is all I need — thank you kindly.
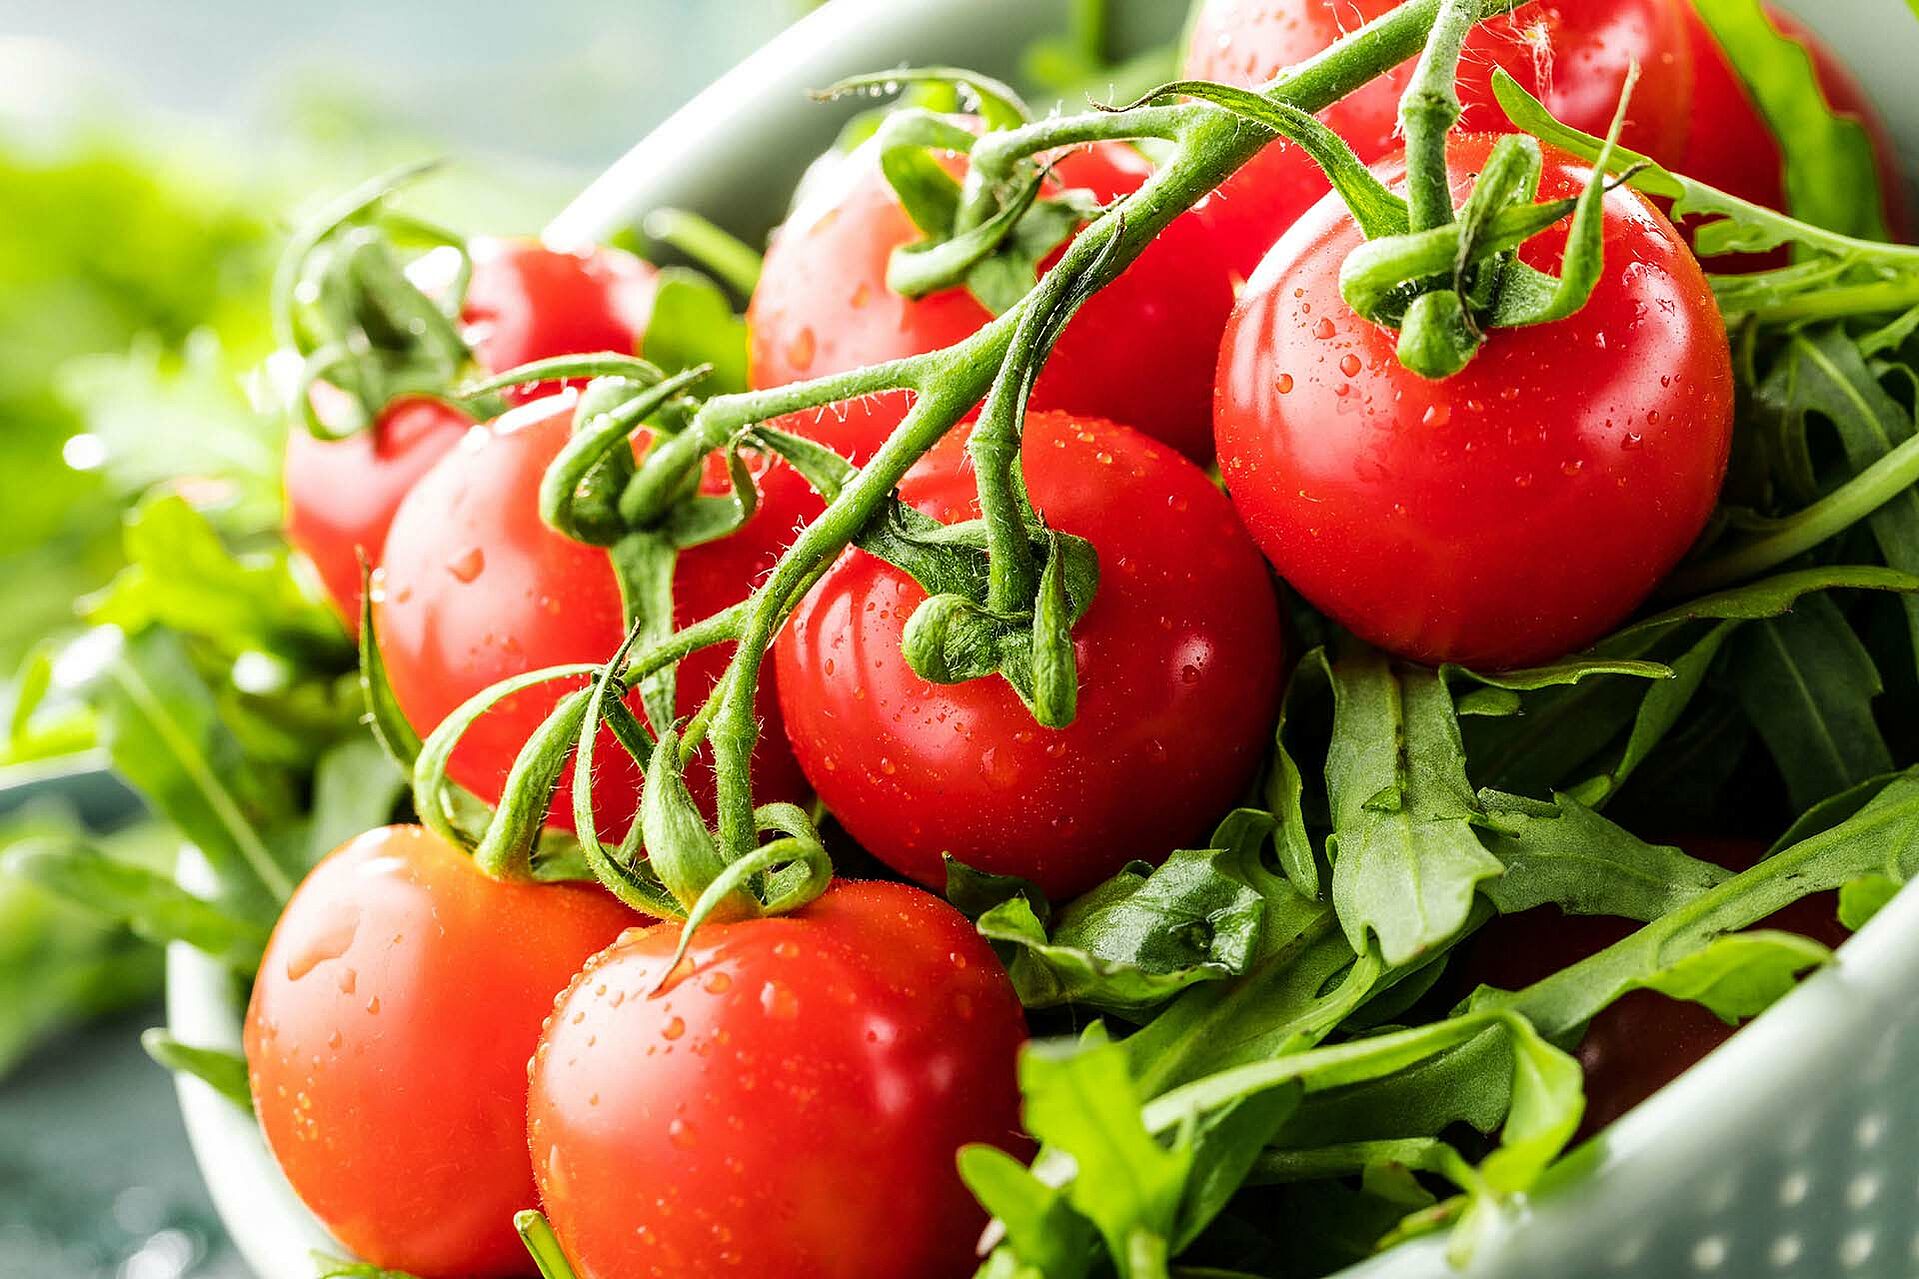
[1275,373,1294,394]
[336,967,357,995]
[1339,354,1362,377]
[445,546,485,582]
[661,1016,686,1041]
[284,910,358,982]
[1313,317,1337,340]
[704,971,733,995]
[669,1117,697,1149]
[1422,404,1450,428]
[760,982,799,1020]
[785,326,817,371]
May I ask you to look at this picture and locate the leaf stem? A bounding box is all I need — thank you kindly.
[1399,0,1477,232]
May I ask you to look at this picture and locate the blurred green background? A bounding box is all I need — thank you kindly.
[0,4,810,1275]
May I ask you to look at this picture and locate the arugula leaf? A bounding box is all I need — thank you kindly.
[639,268,749,395]
[1323,647,1502,966]
[1750,327,1919,657]
[961,1144,1095,1279]
[85,492,345,665]
[70,627,299,916]
[1474,790,1730,920]
[1725,594,1894,810]
[1267,653,1329,897]
[1839,873,1900,929]
[1491,769,1919,1040]
[976,844,1269,1016]
[1020,1032,1192,1279]
[945,854,1050,921]
[140,1028,251,1110]
[1633,929,1833,1024]
[1689,0,1887,240]
[1,837,269,969]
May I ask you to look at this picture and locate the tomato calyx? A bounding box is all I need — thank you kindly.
[813,71,1106,315]
[273,163,501,441]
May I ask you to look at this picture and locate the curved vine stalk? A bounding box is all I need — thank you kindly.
[418,0,1528,902]
[646,0,1527,865]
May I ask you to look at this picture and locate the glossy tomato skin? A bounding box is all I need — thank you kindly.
[373,391,812,837]
[245,825,634,1278]
[1679,6,1906,271]
[748,133,1236,462]
[527,879,1029,1279]
[1459,838,1848,1139]
[457,237,661,400]
[284,394,475,628]
[1184,0,1695,278]
[775,412,1283,900]
[285,238,660,625]
[1214,135,1734,670]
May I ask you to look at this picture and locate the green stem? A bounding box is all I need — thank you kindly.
[689,0,1523,861]
[515,1211,582,1279]
[642,208,764,297]
[1397,0,1477,232]
[1666,419,1919,597]
[1728,276,1919,326]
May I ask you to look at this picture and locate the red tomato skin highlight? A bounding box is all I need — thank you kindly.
[775,411,1283,900]
[747,134,1236,462]
[373,392,812,836]
[1677,6,1907,271]
[527,880,1029,1279]
[1214,136,1734,670]
[244,825,634,1279]
[284,238,660,626]
[1183,0,1695,278]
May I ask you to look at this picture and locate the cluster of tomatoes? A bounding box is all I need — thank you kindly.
[248,3,1899,1277]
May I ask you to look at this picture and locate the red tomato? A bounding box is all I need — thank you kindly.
[1214,135,1734,669]
[774,411,1283,900]
[285,394,475,628]
[245,825,634,1278]
[1183,0,1696,278]
[527,879,1028,1279]
[285,238,659,626]
[1458,838,1848,1139]
[747,132,1236,462]
[373,391,812,837]
[1678,6,1906,271]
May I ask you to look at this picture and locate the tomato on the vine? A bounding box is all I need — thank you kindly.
[1183,0,1696,278]
[775,411,1283,900]
[373,391,813,836]
[1678,6,1906,271]
[286,238,659,626]
[747,131,1236,462]
[1214,134,1734,670]
[527,879,1028,1279]
[244,825,634,1278]
[1458,838,1849,1139]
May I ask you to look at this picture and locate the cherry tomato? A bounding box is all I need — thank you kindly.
[1214,135,1734,670]
[774,411,1283,900]
[747,131,1236,462]
[285,238,659,626]
[1458,838,1848,1139]
[245,825,634,1278]
[285,394,475,629]
[1678,6,1906,271]
[527,879,1028,1279]
[373,391,813,837]
[1183,0,1696,278]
